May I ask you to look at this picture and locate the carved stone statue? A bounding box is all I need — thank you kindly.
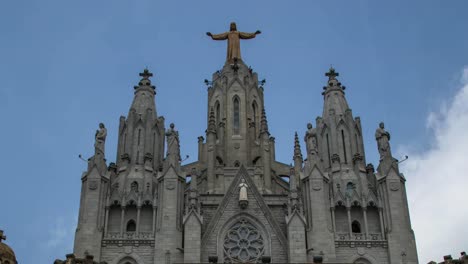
[239,179,248,209]
[207,22,261,63]
[94,123,107,156]
[165,123,181,163]
[375,122,391,160]
[304,123,318,154]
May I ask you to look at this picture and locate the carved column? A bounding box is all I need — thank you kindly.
[362,207,369,240]
[152,206,157,234]
[379,207,385,239]
[330,206,336,234]
[104,206,110,236]
[120,206,125,237]
[346,207,352,239]
[136,206,141,237]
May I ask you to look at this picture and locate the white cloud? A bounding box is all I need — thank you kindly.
[46,216,75,250]
[399,67,468,263]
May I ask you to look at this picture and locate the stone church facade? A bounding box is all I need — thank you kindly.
[69,36,419,264]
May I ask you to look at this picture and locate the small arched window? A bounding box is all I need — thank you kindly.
[126,220,136,232]
[233,97,240,134]
[131,181,138,192]
[346,182,354,197]
[352,220,361,233]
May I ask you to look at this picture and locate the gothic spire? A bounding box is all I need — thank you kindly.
[322,67,350,119]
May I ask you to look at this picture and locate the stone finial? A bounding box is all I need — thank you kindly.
[293,132,303,160]
[260,108,269,134]
[135,68,155,90]
[139,68,153,80]
[325,67,339,80]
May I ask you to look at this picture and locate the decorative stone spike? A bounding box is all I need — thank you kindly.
[293,132,303,160]
[260,108,269,134]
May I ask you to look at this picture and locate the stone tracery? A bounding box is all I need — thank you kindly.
[223,218,265,263]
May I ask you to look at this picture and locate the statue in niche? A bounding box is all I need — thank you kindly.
[94,123,107,156]
[239,179,248,209]
[304,123,318,154]
[207,22,261,63]
[375,122,392,160]
[165,123,181,162]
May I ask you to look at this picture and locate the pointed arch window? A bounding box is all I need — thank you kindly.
[346,182,354,197]
[352,220,361,233]
[126,220,136,232]
[131,181,138,193]
[233,97,240,135]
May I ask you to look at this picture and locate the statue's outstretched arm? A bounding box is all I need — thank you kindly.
[208,32,228,40]
[239,30,261,39]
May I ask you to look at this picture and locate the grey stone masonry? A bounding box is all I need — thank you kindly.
[68,53,419,263]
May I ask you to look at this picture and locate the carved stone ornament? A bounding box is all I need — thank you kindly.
[312,179,322,191]
[389,180,400,191]
[89,180,98,190]
[166,180,176,190]
[223,218,265,263]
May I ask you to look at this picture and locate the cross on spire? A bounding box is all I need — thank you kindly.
[0,230,6,242]
[139,68,153,79]
[325,67,339,80]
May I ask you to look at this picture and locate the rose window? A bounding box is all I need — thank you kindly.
[223,219,265,263]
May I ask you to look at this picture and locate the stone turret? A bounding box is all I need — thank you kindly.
[375,122,418,264]
[116,68,165,170]
[74,122,110,259]
[185,57,289,194]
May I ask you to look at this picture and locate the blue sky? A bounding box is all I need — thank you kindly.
[1,1,467,263]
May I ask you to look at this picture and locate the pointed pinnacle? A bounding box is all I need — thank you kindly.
[260,108,269,133]
[294,132,303,160]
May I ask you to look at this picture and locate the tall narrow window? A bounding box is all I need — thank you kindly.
[326,134,331,168]
[252,101,258,138]
[126,220,136,232]
[215,101,220,126]
[342,130,348,164]
[233,97,240,134]
[138,129,142,145]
